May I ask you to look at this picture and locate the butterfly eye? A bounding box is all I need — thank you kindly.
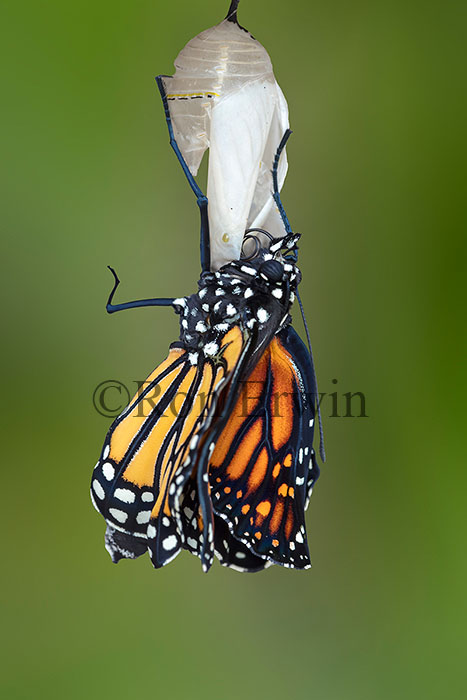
[259,259,283,282]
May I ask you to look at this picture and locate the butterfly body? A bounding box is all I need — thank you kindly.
[91,234,321,572]
[172,235,300,371]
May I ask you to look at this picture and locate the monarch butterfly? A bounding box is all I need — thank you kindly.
[91,2,325,573]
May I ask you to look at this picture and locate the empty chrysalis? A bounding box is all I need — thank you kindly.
[158,1,290,269]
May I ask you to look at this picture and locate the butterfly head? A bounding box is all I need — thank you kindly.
[234,229,302,290]
[214,229,302,320]
[258,258,284,282]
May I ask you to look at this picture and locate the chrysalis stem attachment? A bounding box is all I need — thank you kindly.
[225,0,240,23]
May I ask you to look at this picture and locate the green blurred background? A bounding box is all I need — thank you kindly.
[1,1,465,698]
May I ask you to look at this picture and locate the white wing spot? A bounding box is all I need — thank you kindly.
[141,491,153,502]
[226,304,236,316]
[92,480,105,500]
[109,508,127,523]
[103,444,110,459]
[114,488,135,504]
[163,535,178,551]
[102,462,115,481]
[296,531,304,543]
[136,510,151,524]
[147,524,156,538]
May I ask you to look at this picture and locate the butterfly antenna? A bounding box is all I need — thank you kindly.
[297,290,326,463]
[272,129,293,235]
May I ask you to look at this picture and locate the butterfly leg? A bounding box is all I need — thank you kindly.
[106,266,175,314]
[272,131,324,458]
[296,290,326,462]
[155,75,211,273]
[272,129,293,237]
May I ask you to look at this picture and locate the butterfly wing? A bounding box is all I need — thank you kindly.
[172,327,259,571]
[180,481,271,572]
[91,327,246,568]
[206,325,320,570]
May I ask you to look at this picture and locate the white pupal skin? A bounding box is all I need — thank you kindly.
[160,18,289,269]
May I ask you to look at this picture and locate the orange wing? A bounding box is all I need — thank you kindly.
[204,326,320,570]
[91,328,245,568]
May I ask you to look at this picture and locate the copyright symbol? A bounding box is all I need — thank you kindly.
[93,380,130,418]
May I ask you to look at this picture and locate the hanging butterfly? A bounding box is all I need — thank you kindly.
[90,2,325,573]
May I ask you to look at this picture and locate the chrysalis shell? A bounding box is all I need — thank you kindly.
[159,15,290,269]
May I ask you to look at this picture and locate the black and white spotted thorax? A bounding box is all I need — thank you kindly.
[172,233,301,363]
